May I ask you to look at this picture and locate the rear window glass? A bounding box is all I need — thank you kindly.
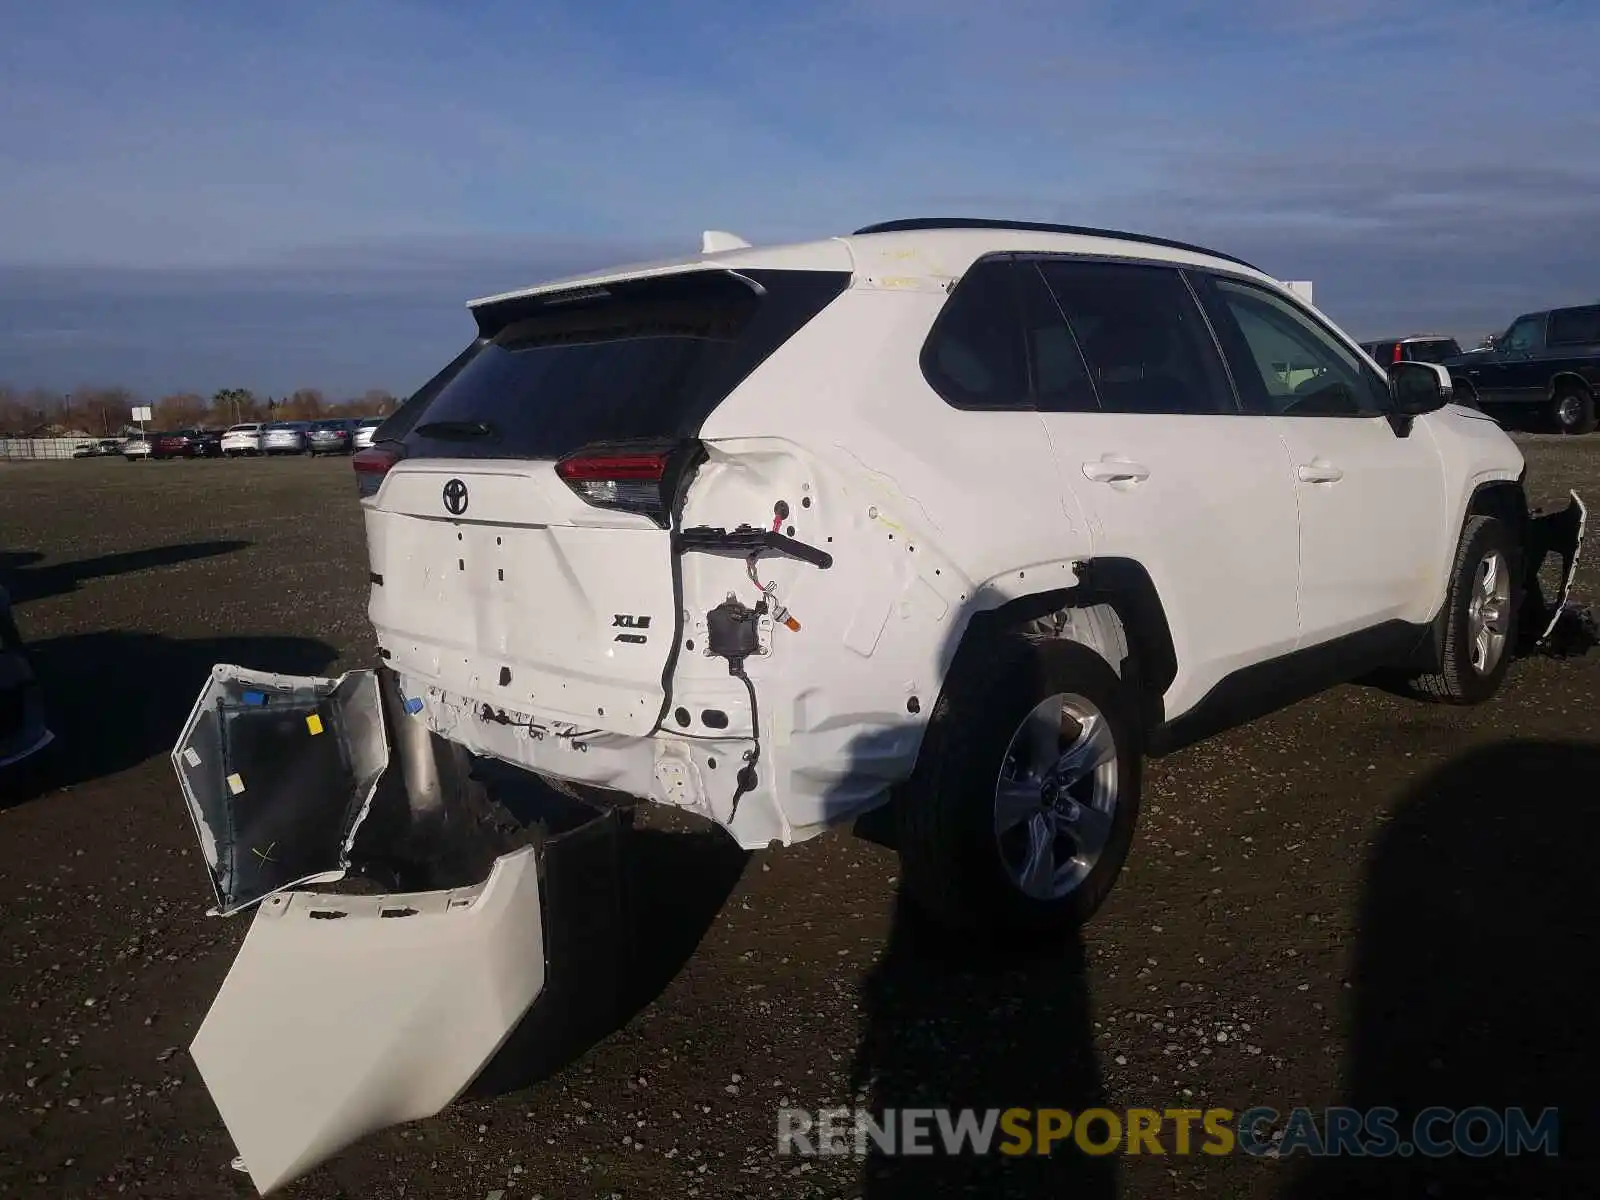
[400,268,849,461]
[1547,306,1600,346]
[1405,339,1461,363]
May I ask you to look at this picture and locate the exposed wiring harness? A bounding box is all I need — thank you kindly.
[725,657,761,823]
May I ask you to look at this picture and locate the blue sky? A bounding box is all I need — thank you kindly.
[2,0,1598,397]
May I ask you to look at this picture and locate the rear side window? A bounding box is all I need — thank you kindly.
[1547,306,1600,346]
[1035,260,1238,415]
[920,259,1029,409]
[1014,264,1099,412]
[399,269,848,461]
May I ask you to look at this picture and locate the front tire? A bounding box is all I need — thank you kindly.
[1550,384,1597,435]
[1410,515,1520,704]
[895,636,1142,941]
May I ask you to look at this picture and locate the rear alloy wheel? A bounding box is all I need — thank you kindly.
[1410,515,1520,704]
[1551,384,1597,435]
[994,693,1120,903]
[896,635,1142,941]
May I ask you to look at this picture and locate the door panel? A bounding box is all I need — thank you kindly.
[1045,414,1302,716]
[1022,259,1302,719]
[1195,272,1448,644]
[1468,314,1545,404]
[1270,417,1447,639]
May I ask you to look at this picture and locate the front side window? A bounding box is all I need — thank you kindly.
[1202,276,1391,417]
[1501,315,1545,353]
[1035,260,1238,416]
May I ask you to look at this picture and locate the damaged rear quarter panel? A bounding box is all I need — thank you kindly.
[682,286,1093,844]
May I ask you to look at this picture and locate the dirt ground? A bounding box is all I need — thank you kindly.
[1,441,1596,1200]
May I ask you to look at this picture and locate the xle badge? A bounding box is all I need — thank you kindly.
[442,478,469,516]
[613,614,651,644]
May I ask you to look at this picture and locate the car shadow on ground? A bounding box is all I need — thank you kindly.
[0,540,249,604]
[4,630,339,807]
[840,684,1116,1198]
[467,817,750,1097]
[1284,740,1600,1198]
[848,894,1115,1199]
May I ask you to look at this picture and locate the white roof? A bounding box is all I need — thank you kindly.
[466,223,1280,311]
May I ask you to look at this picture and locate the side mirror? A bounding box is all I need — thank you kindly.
[1389,360,1452,415]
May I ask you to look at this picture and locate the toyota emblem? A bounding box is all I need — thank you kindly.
[442,478,469,516]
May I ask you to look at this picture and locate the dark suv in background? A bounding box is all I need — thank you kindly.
[1446,303,1600,434]
[1360,334,1463,366]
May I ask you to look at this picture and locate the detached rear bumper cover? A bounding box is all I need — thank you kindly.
[172,665,552,1195]
[190,847,545,1196]
[172,666,388,915]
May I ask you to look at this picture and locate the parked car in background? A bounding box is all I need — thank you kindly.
[352,417,384,452]
[1359,334,1463,365]
[221,423,265,457]
[0,583,52,771]
[152,428,222,459]
[123,433,153,461]
[307,418,356,456]
[262,421,311,455]
[71,439,124,458]
[1446,303,1600,434]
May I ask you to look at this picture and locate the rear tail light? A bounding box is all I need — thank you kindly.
[555,442,700,526]
[353,445,404,498]
[1392,343,1404,363]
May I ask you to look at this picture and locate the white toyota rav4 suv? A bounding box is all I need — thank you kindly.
[173,218,1584,1193]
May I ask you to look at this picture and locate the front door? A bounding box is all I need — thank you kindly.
[1461,313,1546,404]
[1195,274,1449,647]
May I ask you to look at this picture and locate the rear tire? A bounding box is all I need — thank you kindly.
[895,635,1142,942]
[1550,384,1597,435]
[1410,516,1520,705]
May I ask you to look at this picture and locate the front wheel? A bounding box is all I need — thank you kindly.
[1410,515,1520,704]
[895,636,1142,941]
[1550,385,1597,435]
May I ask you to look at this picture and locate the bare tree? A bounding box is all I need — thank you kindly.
[155,392,209,429]
[278,388,328,421]
[71,386,139,436]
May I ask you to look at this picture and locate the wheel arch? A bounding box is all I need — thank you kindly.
[1547,371,1593,400]
[1466,478,1530,540]
[939,557,1177,741]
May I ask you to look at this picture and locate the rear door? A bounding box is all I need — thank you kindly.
[1023,257,1303,720]
[365,267,849,736]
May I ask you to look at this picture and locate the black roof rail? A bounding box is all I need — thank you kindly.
[851,217,1261,272]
